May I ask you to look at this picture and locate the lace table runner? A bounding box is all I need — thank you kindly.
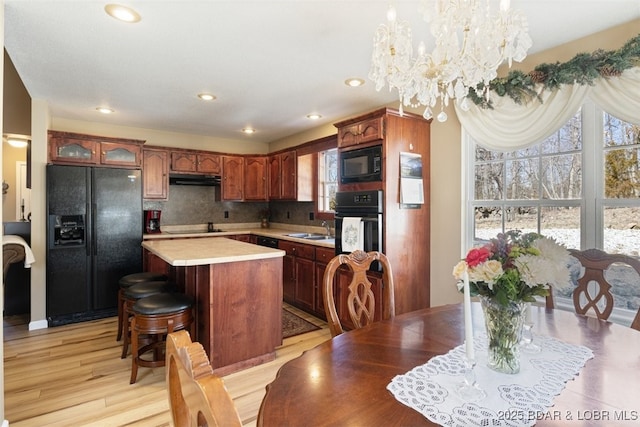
[387,334,593,426]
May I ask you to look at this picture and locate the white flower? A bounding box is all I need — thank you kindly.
[515,253,571,290]
[452,260,467,281]
[534,237,571,264]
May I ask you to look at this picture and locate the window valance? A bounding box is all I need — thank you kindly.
[456,66,640,151]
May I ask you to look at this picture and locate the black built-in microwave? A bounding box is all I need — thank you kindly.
[339,144,382,184]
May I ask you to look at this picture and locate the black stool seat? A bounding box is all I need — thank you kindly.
[117,272,169,343]
[119,272,168,289]
[129,292,194,383]
[133,293,194,316]
[123,281,173,300]
[120,281,174,359]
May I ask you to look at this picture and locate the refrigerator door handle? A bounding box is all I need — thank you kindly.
[92,202,98,256]
[86,203,92,257]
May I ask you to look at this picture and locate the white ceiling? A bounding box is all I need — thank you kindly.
[4,1,640,145]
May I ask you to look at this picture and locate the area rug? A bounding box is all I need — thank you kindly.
[282,308,320,338]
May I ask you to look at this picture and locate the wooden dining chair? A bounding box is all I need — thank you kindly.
[546,248,640,331]
[322,249,395,337]
[166,330,242,427]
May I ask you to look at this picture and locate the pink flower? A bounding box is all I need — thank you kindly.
[465,247,491,268]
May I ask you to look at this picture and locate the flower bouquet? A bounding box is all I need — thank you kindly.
[453,230,571,373]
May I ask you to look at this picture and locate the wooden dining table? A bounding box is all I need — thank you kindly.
[258,302,640,426]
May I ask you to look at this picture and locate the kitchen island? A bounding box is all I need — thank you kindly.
[141,237,285,375]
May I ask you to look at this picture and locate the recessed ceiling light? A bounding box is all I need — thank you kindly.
[105,4,141,23]
[306,113,322,120]
[197,93,216,101]
[96,107,114,114]
[345,78,365,87]
[242,128,256,134]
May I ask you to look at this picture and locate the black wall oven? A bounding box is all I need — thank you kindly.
[335,190,383,258]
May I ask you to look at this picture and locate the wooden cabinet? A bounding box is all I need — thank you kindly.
[222,156,244,200]
[48,131,144,168]
[313,246,336,320]
[142,248,172,277]
[49,136,98,164]
[334,107,431,315]
[170,151,197,172]
[279,240,315,311]
[197,153,221,174]
[268,155,281,199]
[268,150,297,200]
[171,151,221,174]
[280,151,297,199]
[100,142,141,167]
[244,156,268,200]
[337,115,384,148]
[142,148,169,200]
[227,234,251,243]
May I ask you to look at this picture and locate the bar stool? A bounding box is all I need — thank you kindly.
[117,272,168,341]
[129,292,194,384]
[120,281,173,359]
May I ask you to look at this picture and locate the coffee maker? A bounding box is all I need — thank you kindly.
[144,210,161,234]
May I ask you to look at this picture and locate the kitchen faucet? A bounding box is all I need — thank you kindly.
[321,220,332,237]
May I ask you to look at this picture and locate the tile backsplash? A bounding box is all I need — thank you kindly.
[143,184,331,229]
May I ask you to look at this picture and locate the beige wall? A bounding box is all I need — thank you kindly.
[3,49,30,136]
[1,142,27,221]
[28,99,49,330]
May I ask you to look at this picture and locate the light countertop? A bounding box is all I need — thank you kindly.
[143,223,335,249]
[141,237,285,266]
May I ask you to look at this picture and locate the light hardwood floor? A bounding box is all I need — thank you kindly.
[3,305,331,426]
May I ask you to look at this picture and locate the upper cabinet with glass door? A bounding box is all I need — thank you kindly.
[48,131,144,168]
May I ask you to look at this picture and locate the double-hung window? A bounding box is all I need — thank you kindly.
[317,148,338,214]
[466,101,640,324]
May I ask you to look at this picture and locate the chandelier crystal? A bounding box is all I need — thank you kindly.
[369,0,532,122]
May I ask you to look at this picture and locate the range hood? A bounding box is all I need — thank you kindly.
[168,173,221,186]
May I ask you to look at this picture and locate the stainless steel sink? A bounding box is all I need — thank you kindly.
[303,235,334,241]
[285,232,314,238]
[285,232,334,241]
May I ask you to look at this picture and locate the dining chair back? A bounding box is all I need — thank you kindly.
[547,248,640,331]
[323,249,395,337]
[166,330,242,427]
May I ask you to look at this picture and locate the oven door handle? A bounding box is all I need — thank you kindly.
[335,214,379,222]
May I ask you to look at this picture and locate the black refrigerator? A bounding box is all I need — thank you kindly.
[46,165,143,326]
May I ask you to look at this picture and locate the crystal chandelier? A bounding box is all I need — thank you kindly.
[369,0,532,122]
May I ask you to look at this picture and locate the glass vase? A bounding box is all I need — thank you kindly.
[479,296,526,374]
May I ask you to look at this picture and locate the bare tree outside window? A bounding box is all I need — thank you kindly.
[318,148,337,212]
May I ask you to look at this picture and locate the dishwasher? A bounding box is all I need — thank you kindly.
[256,236,279,248]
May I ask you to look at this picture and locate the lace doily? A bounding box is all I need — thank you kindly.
[387,334,593,426]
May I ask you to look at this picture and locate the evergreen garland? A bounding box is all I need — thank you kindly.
[468,33,640,108]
